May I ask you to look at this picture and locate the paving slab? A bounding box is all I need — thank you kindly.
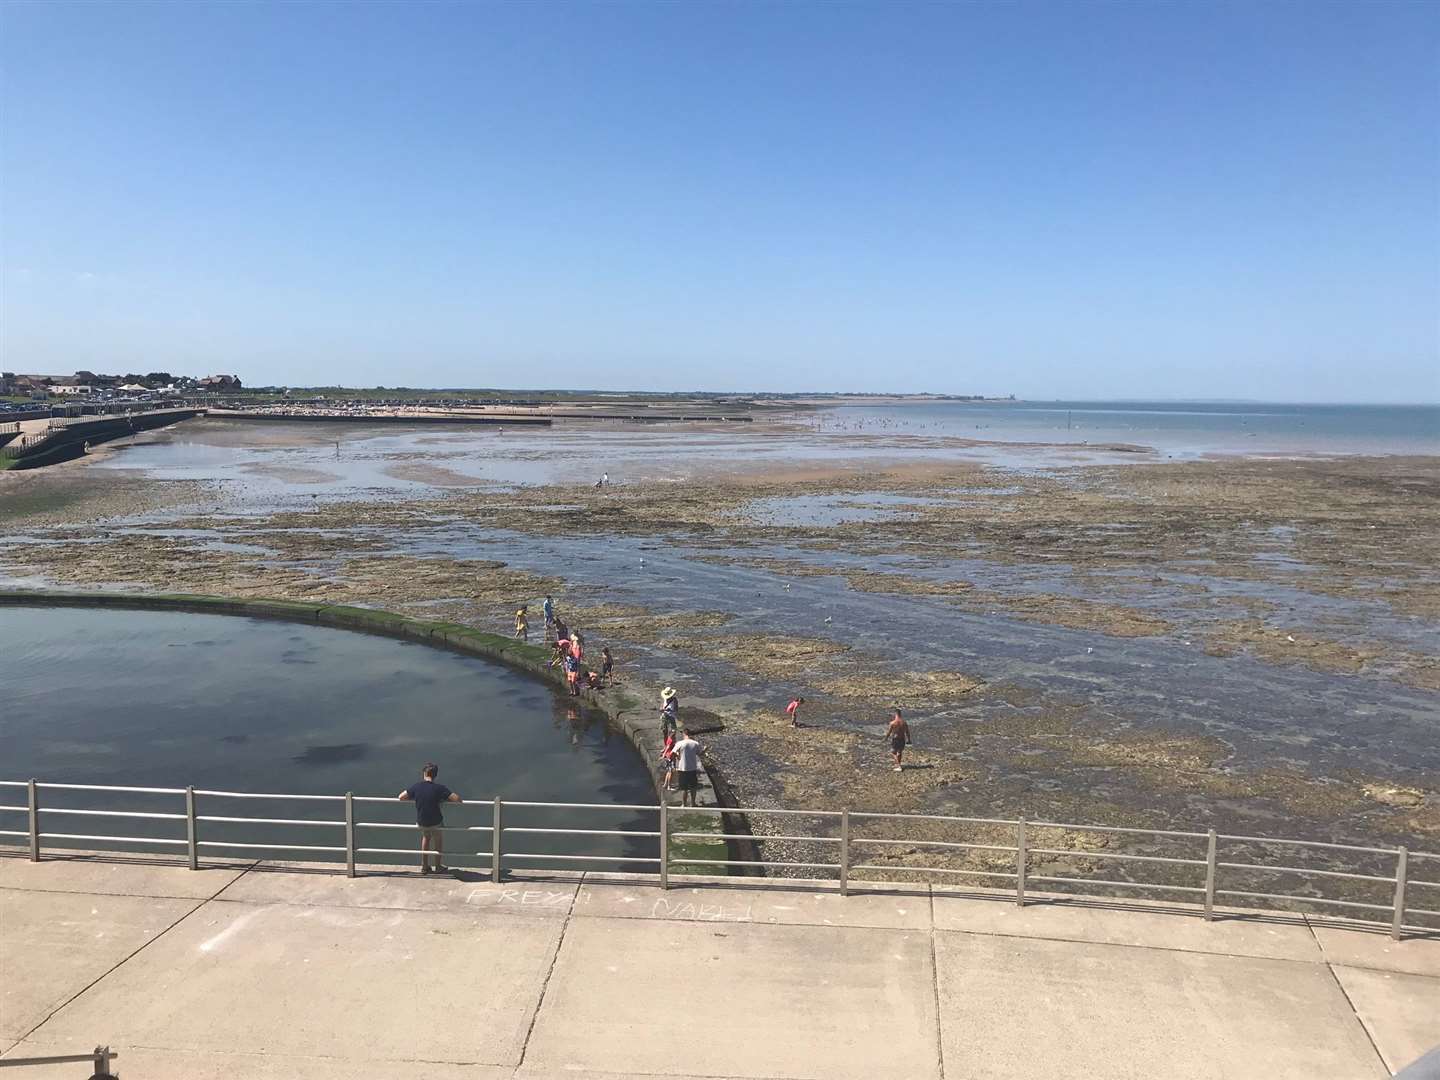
[1331,966,1440,1074]
[29,899,564,1067]
[931,891,1322,962]
[524,917,940,1079]
[0,852,250,899]
[934,932,1387,1079]
[0,888,199,1040]
[515,1071,799,1080]
[576,878,930,930]
[1309,920,1440,976]
[220,866,577,918]
[0,1041,512,1079]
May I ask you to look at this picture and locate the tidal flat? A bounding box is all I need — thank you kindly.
[2,417,1437,898]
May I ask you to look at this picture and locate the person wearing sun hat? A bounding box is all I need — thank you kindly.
[660,686,679,738]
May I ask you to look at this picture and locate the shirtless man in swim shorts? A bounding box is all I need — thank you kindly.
[886,709,911,772]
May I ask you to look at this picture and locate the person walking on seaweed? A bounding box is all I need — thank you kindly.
[542,595,555,640]
[601,647,613,683]
[397,763,462,874]
[514,605,529,642]
[886,708,911,772]
[785,695,805,727]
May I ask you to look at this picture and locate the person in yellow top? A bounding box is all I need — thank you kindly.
[514,605,529,642]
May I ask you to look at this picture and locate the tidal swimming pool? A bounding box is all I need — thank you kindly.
[0,606,658,867]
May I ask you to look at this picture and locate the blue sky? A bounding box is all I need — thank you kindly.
[2,1,1436,400]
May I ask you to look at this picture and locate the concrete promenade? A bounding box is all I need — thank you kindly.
[2,853,1436,1079]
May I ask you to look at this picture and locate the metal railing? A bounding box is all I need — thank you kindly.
[2,778,1435,940]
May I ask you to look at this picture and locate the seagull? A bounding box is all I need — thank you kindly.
[823,617,832,624]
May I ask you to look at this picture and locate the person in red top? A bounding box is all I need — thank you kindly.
[785,696,805,727]
[660,730,677,791]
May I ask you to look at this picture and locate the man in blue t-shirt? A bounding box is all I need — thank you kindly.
[398,763,462,874]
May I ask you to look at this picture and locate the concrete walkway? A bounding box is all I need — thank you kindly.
[2,853,1436,1079]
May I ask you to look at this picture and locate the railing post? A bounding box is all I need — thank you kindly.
[1392,847,1408,942]
[27,778,39,862]
[1015,819,1027,907]
[1203,829,1217,921]
[185,786,198,870]
[491,797,503,884]
[839,809,850,897]
[659,800,669,890]
[344,792,356,878]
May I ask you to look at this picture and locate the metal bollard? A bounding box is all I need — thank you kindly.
[1392,847,1409,942]
[659,801,669,890]
[1203,829,1217,921]
[491,797,503,884]
[344,792,356,878]
[839,809,850,897]
[185,787,198,871]
[27,778,39,862]
[1015,819,1027,907]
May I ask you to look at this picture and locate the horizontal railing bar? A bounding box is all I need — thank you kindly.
[498,801,660,812]
[353,848,492,859]
[1405,907,1440,918]
[0,805,27,812]
[196,842,346,852]
[33,807,185,821]
[0,781,26,787]
[1409,880,1440,889]
[1409,851,1440,861]
[196,815,344,827]
[0,829,33,837]
[503,854,660,864]
[1029,875,1206,895]
[38,832,186,845]
[1029,848,1206,867]
[679,806,843,818]
[679,833,840,843]
[1215,890,1393,913]
[38,783,186,794]
[1216,862,1395,884]
[1028,820,1210,839]
[1217,834,1395,855]
[852,864,1019,879]
[847,810,1016,826]
[852,837,1015,853]
[350,795,444,805]
[503,827,662,838]
[355,822,494,832]
[193,790,344,801]
[670,859,841,870]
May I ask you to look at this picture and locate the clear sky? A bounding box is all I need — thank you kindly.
[2,1,1436,401]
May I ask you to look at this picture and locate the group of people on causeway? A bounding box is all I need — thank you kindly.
[397,594,919,870]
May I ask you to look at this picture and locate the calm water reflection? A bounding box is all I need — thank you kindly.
[0,607,657,868]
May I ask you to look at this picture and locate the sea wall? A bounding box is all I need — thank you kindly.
[5,410,201,471]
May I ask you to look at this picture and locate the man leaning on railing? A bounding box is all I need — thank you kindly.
[397,763,462,874]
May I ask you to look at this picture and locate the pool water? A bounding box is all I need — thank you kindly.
[0,606,658,868]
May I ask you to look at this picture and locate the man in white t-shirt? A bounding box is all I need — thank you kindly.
[672,729,703,807]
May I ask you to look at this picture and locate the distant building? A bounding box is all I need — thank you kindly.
[198,374,242,392]
[50,383,93,396]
